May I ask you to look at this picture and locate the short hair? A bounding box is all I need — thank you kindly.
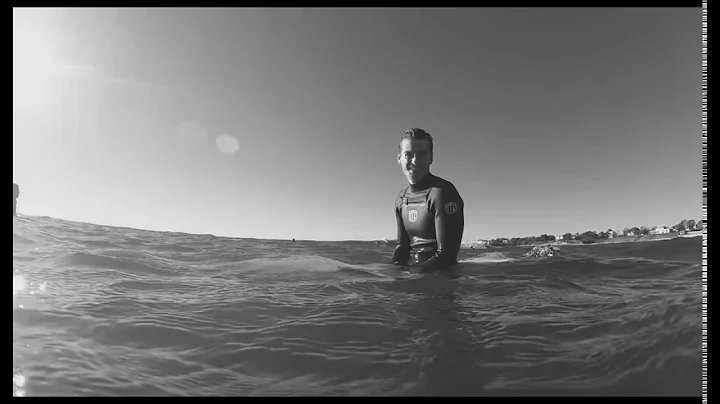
[398,128,434,153]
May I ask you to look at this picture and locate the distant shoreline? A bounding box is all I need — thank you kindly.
[476,231,703,249]
[546,231,703,247]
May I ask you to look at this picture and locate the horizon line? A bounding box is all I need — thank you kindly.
[13,213,703,244]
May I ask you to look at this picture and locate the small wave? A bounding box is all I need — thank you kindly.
[239,256,392,277]
[542,276,597,293]
[108,280,197,294]
[90,319,213,351]
[13,233,34,245]
[462,252,514,264]
[566,238,701,264]
[53,252,179,278]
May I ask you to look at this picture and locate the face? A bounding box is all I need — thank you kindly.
[398,138,433,184]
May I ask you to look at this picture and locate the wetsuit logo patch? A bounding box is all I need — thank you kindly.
[445,202,458,215]
[408,210,419,223]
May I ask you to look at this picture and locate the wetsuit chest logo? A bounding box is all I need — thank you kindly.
[408,210,419,223]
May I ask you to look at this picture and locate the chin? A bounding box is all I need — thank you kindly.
[406,175,421,184]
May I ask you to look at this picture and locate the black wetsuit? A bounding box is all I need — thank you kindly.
[391,174,465,270]
[13,183,19,217]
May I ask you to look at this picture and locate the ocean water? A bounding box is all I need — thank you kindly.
[13,215,703,397]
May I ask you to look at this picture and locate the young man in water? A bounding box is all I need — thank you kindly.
[13,183,19,217]
[391,128,465,271]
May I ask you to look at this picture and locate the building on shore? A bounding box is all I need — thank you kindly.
[650,226,671,235]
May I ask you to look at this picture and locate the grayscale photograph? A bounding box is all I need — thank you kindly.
[13,6,706,397]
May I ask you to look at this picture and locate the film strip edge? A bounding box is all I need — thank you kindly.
[701,0,707,403]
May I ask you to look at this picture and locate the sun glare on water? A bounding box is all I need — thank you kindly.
[13,275,27,297]
[13,272,27,396]
[13,12,56,110]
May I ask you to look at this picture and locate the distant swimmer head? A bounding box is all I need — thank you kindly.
[397,128,434,184]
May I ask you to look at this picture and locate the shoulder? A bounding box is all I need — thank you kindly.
[428,177,463,215]
[428,176,462,202]
[395,186,409,207]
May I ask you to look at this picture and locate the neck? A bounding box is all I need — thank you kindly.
[408,172,433,192]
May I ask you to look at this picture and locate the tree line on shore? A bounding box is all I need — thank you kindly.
[488,218,704,246]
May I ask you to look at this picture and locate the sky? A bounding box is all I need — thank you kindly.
[13,7,702,241]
